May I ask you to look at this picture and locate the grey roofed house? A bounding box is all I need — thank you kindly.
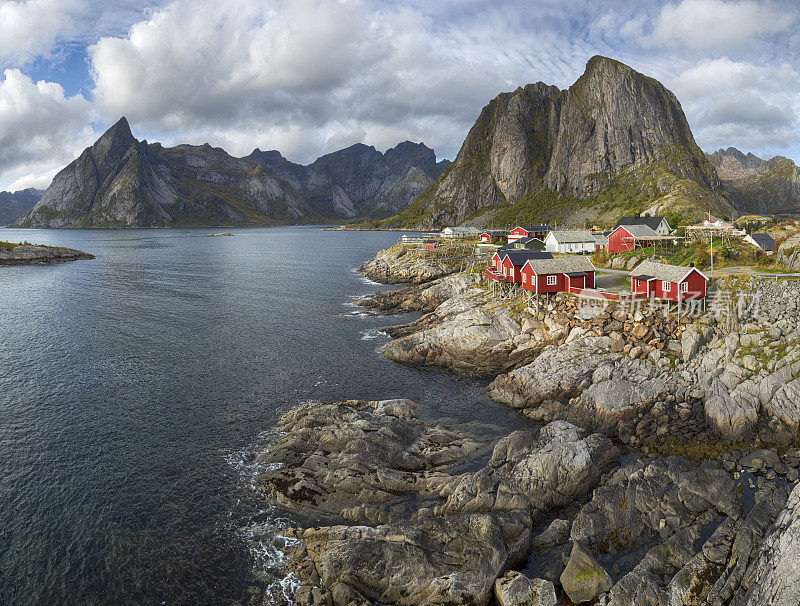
[628,260,705,283]
[615,214,671,235]
[546,230,596,243]
[441,226,480,236]
[524,255,595,274]
[502,250,554,265]
[512,236,545,249]
[517,225,552,232]
[615,224,660,239]
[749,233,775,252]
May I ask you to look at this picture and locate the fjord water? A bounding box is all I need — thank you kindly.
[0,227,523,604]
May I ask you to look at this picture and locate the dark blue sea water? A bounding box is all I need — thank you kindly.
[0,226,525,605]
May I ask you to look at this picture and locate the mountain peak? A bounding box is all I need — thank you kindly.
[584,55,633,76]
[106,116,133,138]
[380,55,733,228]
[91,116,137,163]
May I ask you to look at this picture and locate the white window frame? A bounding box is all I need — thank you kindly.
[680,282,688,293]
[523,273,527,283]
[546,275,557,286]
[662,281,671,291]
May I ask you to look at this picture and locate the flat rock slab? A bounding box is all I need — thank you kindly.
[0,244,94,265]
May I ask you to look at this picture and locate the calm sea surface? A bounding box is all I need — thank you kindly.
[0,226,527,604]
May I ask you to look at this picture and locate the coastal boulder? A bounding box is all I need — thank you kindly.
[438,421,620,515]
[731,482,800,605]
[301,512,530,606]
[560,542,612,603]
[494,571,556,606]
[258,399,484,517]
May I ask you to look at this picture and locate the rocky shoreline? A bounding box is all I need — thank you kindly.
[0,242,94,265]
[260,246,800,605]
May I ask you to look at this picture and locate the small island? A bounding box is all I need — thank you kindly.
[0,241,94,265]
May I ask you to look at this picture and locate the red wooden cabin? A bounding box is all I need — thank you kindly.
[629,260,707,301]
[500,250,554,284]
[607,224,659,255]
[422,240,441,250]
[486,250,552,283]
[508,225,551,243]
[480,230,505,243]
[520,257,596,293]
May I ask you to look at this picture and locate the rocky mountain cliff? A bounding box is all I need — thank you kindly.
[0,188,43,225]
[15,118,449,228]
[709,147,800,216]
[381,56,734,229]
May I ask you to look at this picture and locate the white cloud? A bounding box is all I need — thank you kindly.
[0,69,95,190]
[0,0,83,65]
[672,57,799,98]
[87,0,528,163]
[667,57,800,156]
[651,0,793,51]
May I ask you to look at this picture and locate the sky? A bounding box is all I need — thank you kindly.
[1,0,799,191]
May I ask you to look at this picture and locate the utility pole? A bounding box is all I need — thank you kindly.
[710,233,714,273]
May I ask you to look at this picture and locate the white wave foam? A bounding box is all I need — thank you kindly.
[225,431,302,604]
[350,267,381,286]
[360,328,387,341]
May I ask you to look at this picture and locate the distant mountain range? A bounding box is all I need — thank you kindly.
[708,147,800,216]
[11,55,800,230]
[0,188,43,226]
[377,56,738,229]
[15,117,449,228]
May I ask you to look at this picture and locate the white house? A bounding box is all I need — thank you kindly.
[544,230,596,254]
[441,226,480,238]
[744,233,776,254]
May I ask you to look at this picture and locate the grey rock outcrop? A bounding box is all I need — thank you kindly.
[560,542,612,603]
[382,291,550,375]
[257,399,484,520]
[269,400,621,606]
[357,244,457,284]
[494,571,556,606]
[732,482,800,605]
[0,243,94,265]
[356,272,480,314]
[436,421,620,516]
[567,457,790,606]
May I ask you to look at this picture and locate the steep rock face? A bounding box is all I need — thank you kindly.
[16,118,446,227]
[383,56,732,228]
[709,147,800,215]
[0,188,43,225]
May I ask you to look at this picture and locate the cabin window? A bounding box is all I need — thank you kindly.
[523,274,527,283]
[637,279,642,288]
[547,275,557,286]
[681,282,688,293]
[663,281,671,291]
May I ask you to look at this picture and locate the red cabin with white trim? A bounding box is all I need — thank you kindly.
[508,225,551,243]
[629,260,707,301]
[607,225,659,255]
[480,230,505,243]
[520,257,596,293]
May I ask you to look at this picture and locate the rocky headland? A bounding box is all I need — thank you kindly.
[0,241,94,265]
[258,246,800,605]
